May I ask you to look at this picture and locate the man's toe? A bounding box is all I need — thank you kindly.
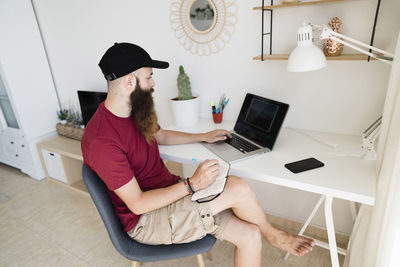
[296,245,307,255]
[302,242,313,251]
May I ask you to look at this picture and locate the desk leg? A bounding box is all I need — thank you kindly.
[325,196,339,267]
[284,195,325,260]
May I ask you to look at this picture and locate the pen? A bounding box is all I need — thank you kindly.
[210,101,216,113]
[222,98,229,112]
[219,94,225,112]
[224,98,229,106]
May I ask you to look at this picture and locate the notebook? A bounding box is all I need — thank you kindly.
[191,160,230,201]
[202,93,289,163]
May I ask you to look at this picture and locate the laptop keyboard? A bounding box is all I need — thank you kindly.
[224,133,259,153]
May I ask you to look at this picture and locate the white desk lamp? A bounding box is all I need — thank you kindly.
[287,22,390,160]
[287,22,394,72]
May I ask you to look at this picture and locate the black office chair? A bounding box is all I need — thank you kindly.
[82,164,216,267]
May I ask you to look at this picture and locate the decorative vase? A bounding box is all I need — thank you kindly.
[60,120,67,124]
[169,96,200,128]
[323,17,344,57]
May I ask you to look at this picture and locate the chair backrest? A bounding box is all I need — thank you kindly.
[82,164,216,262]
[82,164,134,258]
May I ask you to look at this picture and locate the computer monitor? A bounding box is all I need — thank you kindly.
[77,90,107,126]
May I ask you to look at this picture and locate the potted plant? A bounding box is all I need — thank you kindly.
[56,109,85,140]
[66,110,77,126]
[169,65,200,127]
[75,114,85,129]
[57,108,68,124]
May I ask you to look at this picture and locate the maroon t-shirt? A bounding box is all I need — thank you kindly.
[81,102,180,232]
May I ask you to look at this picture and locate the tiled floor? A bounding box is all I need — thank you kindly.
[0,163,344,266]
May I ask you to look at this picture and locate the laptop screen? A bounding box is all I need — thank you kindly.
[234,93,289,149]
[245,98,279,133]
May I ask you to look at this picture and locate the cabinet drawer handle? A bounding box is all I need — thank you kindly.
[10,141,14,144]
[50,153,55,156]
[15,154,19,157]
[21,144,25,148]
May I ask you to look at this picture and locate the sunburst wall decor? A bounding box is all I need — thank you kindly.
[170,0,237,56]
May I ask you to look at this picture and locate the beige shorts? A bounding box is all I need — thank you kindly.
[127,195,233,245]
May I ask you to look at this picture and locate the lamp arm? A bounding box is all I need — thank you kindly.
[361,118,381,161]
[319,26,393,64]
[362,116,382,139]
[368,124,381,143]
[329,30,393,57]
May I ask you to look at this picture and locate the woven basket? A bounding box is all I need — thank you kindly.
[56,123,84,141]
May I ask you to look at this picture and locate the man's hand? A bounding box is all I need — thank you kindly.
[201,129,232,143]
[190,159,220,190]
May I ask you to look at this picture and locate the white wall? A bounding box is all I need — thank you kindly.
[0,0,59,140]
[31,0,400,234]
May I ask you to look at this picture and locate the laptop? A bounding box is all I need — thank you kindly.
[202,93,289,163]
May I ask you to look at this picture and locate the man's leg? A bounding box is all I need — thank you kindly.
[219,215,262,267]
[209,176,314,256]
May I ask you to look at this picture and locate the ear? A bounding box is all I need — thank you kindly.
[123,73,137,92]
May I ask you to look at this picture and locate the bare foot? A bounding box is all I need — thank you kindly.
[267,229,315,256]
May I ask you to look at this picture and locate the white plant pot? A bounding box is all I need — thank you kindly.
[169,96,200,128]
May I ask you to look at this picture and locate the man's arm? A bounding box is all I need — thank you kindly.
[114,176,188,215]
[155,128,232,145]
[114,159,219,215]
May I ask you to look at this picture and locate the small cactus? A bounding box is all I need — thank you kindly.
[177,65,192,100]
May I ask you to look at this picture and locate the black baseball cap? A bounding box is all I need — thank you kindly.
[98,42,169,81]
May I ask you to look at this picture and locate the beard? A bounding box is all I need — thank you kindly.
[130,82,158,144]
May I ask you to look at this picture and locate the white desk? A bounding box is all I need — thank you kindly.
[159,119,377,267]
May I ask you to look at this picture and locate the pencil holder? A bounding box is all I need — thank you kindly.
[212,112,223,123]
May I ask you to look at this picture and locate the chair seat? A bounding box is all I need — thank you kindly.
[125,235,215,262]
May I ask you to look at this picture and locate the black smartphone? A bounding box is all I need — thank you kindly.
[284,158,324,173]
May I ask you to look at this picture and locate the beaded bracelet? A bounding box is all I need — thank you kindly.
[186,177,196,194]
[183,179,192,195]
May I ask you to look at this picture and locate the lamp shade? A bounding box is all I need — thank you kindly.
[287,23,327,72]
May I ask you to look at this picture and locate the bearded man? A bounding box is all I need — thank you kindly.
[81,43,314,267]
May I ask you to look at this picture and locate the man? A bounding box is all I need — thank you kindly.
[81,43,314,267]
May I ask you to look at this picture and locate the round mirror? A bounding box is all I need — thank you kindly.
[170,0,237,56]
[188,0,217,33]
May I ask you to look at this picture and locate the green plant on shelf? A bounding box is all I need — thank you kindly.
[75,114,84,128]
[56,108,68,121]
[66,111,77,124]
[65,110,83,128]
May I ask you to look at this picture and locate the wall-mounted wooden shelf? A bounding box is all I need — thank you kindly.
[253,0,349,10]
[254,0,354,57]
[253,54,376,61]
